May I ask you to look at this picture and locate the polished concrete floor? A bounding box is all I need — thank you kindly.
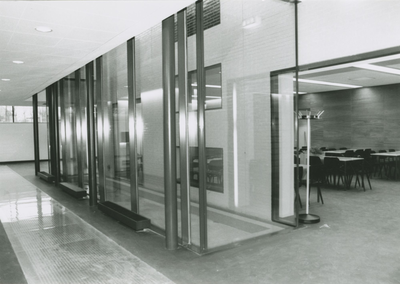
[3,162,400,283]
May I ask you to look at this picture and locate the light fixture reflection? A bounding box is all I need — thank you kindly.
[296,78,361,88]
[35,26,53,33]
[354,64,400,75]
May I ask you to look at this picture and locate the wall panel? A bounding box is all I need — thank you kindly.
[299,83,400,150]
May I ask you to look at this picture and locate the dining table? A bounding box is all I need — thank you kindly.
[325,156,364,189]
[371,151,400,180]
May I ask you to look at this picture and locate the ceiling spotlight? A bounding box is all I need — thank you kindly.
[1,79,10,81]
[12,60,24,64]
[35,26,53,33]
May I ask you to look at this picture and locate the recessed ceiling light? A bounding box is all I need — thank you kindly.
[1,79,10,81]
[354,64,400,75]
[35,26,52,33]
[12,60,24,64]
[295,78,361,88]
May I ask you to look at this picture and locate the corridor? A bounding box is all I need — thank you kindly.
[0,166,173,284]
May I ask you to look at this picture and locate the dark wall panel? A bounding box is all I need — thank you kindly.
[299,83,400,150]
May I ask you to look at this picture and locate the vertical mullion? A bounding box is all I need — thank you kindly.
[178,8,191,245]
[86,61,97,206]
[128,38,139,212]
[96,57,106,203]
[32,94,40,175]
[53,83,60,185]
[294,0,300,226]
[60,79,68,181]
[162,15,178,250]
[196,0,208,253]
[46,87,53,175]
[75,70,83,188]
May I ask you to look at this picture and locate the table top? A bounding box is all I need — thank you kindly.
[325,156,364,162]
[324,149,363,155]
[371,151,400,157]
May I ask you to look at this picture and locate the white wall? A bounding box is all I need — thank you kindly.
[0,123,48,162]
[299,0,400,65]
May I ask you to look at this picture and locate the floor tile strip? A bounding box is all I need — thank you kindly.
[0,166,174,284]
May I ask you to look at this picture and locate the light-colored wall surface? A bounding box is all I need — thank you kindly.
[299,1,400,65]
[0,123,48,162]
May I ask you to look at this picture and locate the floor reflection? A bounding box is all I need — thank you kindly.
[0,166,174,284]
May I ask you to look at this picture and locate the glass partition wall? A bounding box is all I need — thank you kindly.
[38,90,50,173]
[33,0,297,254]
[136,24,166,231]
[100,42,131,209]
[58,68,89,192]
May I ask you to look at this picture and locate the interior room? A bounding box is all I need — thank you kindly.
[291,52,400,222]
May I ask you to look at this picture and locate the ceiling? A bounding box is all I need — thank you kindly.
[2,1,398,105]
[0,0,195,106]
[298,54,400,94]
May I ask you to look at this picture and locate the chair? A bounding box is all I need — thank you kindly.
[301,164,324,204]
[355,150,372,190]
[310,156,323,166]
[386,149,397,178]
[344,150,355,157]
[294,166,303,208]
[350,159,366,190]
[324,157,345,186]
[310,164,324,204]
[339,147,348,150]
[207,159,223,184]
[375,150,388,178]
[354,149,364,157]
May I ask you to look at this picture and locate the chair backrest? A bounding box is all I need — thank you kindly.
[310,156,322,166]
[324,157,341,170]
[389,149,396,152]
[294,166,303,186]
[344,150,355,157]
[325,152,341,157]
[354,149,364,157]
[310,164,324,182]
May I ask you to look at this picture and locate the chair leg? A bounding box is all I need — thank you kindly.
[366,173,372,190]
[317,185,324,204]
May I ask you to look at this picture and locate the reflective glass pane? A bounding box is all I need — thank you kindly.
[136,24,165,230]
[59,73,79,185]
[203,0,294,250]
[14,106,33,122]
[102,42,130,209]
[0,106,13,122]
